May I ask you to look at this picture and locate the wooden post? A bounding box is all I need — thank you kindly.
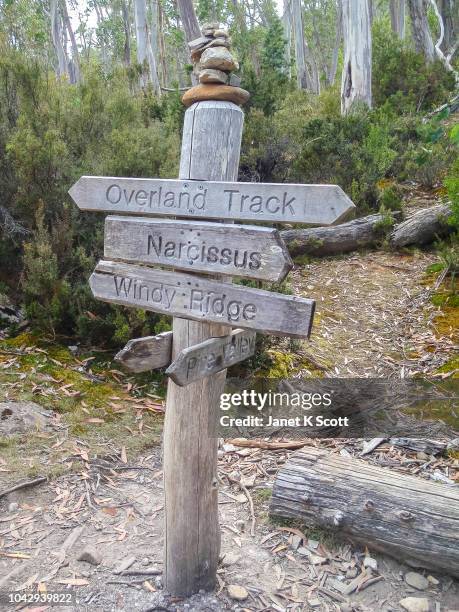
[163,100,244,596]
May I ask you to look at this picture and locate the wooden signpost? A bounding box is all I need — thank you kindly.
[104,215,293,281]
[90,260,315,338]
[114,331,172,373]
[70,175,355,225]
[69,85,355,596]
[166,329,256,386]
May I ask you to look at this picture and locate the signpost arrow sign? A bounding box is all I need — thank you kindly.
[114,331,172,373]
[69,176,355,226]
[104,216,293,282]
[90,260,315,338]
[166,329,256,386]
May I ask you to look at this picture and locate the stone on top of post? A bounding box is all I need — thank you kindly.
[182,22,250,107]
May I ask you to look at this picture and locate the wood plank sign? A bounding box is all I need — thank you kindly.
[166,329,256,386]
[69,176,355,226]
[90,260,315,338]
[114,331,172,373]
[104,216,293,282]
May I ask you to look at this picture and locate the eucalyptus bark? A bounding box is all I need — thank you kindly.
[283,0,292,77]
[50,0,67,78]
[390,0,406,39]
[439,0,457,54]
[327,0,342,85]
[177,0,201,41]
[60,0,81,83]
[341,0,372,114]
[121,0,131,66]
[134,0,161,93]
[407,0,435,62]
[292,0,308,90]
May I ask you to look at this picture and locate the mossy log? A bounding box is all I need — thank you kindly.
[390,204,452,247]
[280,213,389,257]
[270,447,459,577]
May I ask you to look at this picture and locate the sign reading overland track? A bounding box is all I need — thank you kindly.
[70,176,355,225]
[104,216,293,282]
[90,260,315,338]
[166,329,256,386]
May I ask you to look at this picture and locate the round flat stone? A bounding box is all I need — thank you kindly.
[200,46,238,72]
[199,68,228,84]
[182,84,250,107]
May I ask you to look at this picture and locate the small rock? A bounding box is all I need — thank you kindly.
[228,73,241,87]
[405,572,429,590]
[340,605,353,612]
[214,29,229,38]
[182,84,249,107]
[8,502,19,512]
[310,553,327,565]
[227,584,248,601]
[416,451,429,461]
[77,545,102,566]
[297,546,309,556]
[363,555,378,571]
[399,597,430,612]
[290,534,302,550]
[200,47,238,72]
[427,575,439,586]
[308,538,319,550]
[234,519,245,531]
[141,557,150,566]
[308,599,321,608]
[199,68,228,84]
[68,345,79,355]
[221,552,240,567]
[188,36,212,52]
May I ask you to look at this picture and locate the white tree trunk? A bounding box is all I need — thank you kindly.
[134,0,161,93]
[390,0,406,39]
[283,0,292,78]
[60,0,81,83]
[50,0,67,78]
[327,0,343,85]
[341,0,372,114]
[407,0,435,62]
[429,0,459,81]
[292,0,309,90]
[439,0,457,54]
[121,0,131,66]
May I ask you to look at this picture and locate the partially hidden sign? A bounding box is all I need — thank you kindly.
[114,331,172,373]
[90,260,315,338]
[166,329,256,386]
[104,216,293,282]
[70,176,355,225]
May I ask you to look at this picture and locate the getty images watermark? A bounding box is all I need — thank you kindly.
[219,389,350,428]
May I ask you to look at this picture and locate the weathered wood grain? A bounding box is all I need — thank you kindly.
[270,447,459,577]
[114,331,172,373]
[163,100,244,597]
[104,216,292,282]
[90,260,315,338]
[390,203,452,247]
[166,329,256,386]
[69,176,355,226]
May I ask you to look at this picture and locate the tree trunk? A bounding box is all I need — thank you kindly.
[50,0,67,79]
[439,0,457,54]
[60,0,81,83]
[407,0,435,61]
[283,0,292,78]
[270,447,459,577]
[292,0,309,90]
[280,213,388,257]
[177,0,201,41]
[390,203,452,247]
[390,0,406,39]
[341,0,372,114]
[121,0,131,66]
[134,0,161,93]
[327,0,343,85]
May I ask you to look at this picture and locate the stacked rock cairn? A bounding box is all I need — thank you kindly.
[182,22,250,108]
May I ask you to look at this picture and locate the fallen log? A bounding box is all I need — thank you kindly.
[280,213,390,257]
[270,447,459,577]
[390,203,452,247]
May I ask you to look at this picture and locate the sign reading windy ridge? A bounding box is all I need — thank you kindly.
[90,260,315,338]
[70,176,355,226]
[104,216,293,282]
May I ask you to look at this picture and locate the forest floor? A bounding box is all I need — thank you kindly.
[0,186,458,611]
